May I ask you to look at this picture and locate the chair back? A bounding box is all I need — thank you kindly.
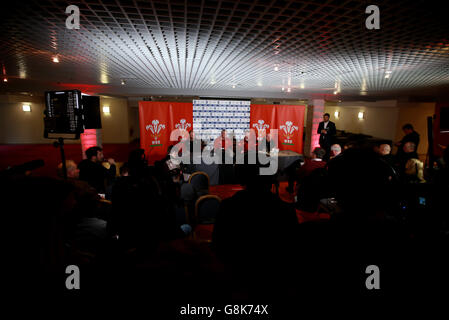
[188,171,210,196]
[195,195,221,225]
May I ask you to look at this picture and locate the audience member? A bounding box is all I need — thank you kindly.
[296,147,327,182]
[78,146,116,193]
[293,148,328,211]
[378,143,391,156]
[376,143,396,169]
[330,143,342,159]
[285,147,326,194]
[404,157,425,183]
[396,141,419,179]
[119,163,129,177]
[57,160,79,179]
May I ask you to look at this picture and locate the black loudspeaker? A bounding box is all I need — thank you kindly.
[44,90,84,138]
[82,95,102,129]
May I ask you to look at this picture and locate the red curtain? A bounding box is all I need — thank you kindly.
[276,105,305,153]
[139,102,193,163]
[250,104,276,140]
[251,104,305,153]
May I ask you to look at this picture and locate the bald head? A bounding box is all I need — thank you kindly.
[403,142,416,153]
[57,160,79,179]
[379,144,391,156]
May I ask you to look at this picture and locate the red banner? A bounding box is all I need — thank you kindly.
[250,104,276,141]
[276,105,305,153]
[139,102,192,163]
[250,104,305,153]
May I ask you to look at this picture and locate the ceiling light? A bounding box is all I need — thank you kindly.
[274,65,279,71]
[232,85,236,88]
[52,56,59,63]
[3,77,7,82]
[281,87,285,91]
[333,90,338,95]
[121,79,126,85]
[22,104,31,112]
[103,106,110,114]
[287,87,291,92]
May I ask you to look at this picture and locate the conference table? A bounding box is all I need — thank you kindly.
[186,150,303,185]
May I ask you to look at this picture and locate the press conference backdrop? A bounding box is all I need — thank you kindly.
[193,100,251,142]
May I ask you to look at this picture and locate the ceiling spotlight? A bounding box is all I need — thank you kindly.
[333,90,338,95]
[232,84,236,88]
[274,65,279,71]
[52,56,59,63]
[281,87,285,91]
[384,74,390,79]
[121,79,126,85]
[287,87,291,92]
[3,77,7,82]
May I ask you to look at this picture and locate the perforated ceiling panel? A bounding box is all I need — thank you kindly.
[0,0,448,97]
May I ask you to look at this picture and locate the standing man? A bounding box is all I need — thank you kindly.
[317,113,336,160]
[395,123,420,159]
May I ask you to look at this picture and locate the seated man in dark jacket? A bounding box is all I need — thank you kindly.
[78,146,116,193]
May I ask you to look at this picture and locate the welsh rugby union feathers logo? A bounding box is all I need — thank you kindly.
[175,118,191,140]
[252,120,269,140]
[280,121,298,145]
[175,118,191,131]
[146,119,166,146]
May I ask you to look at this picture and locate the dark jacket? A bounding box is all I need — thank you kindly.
[78,159,116,193]
[317,121,336,148]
